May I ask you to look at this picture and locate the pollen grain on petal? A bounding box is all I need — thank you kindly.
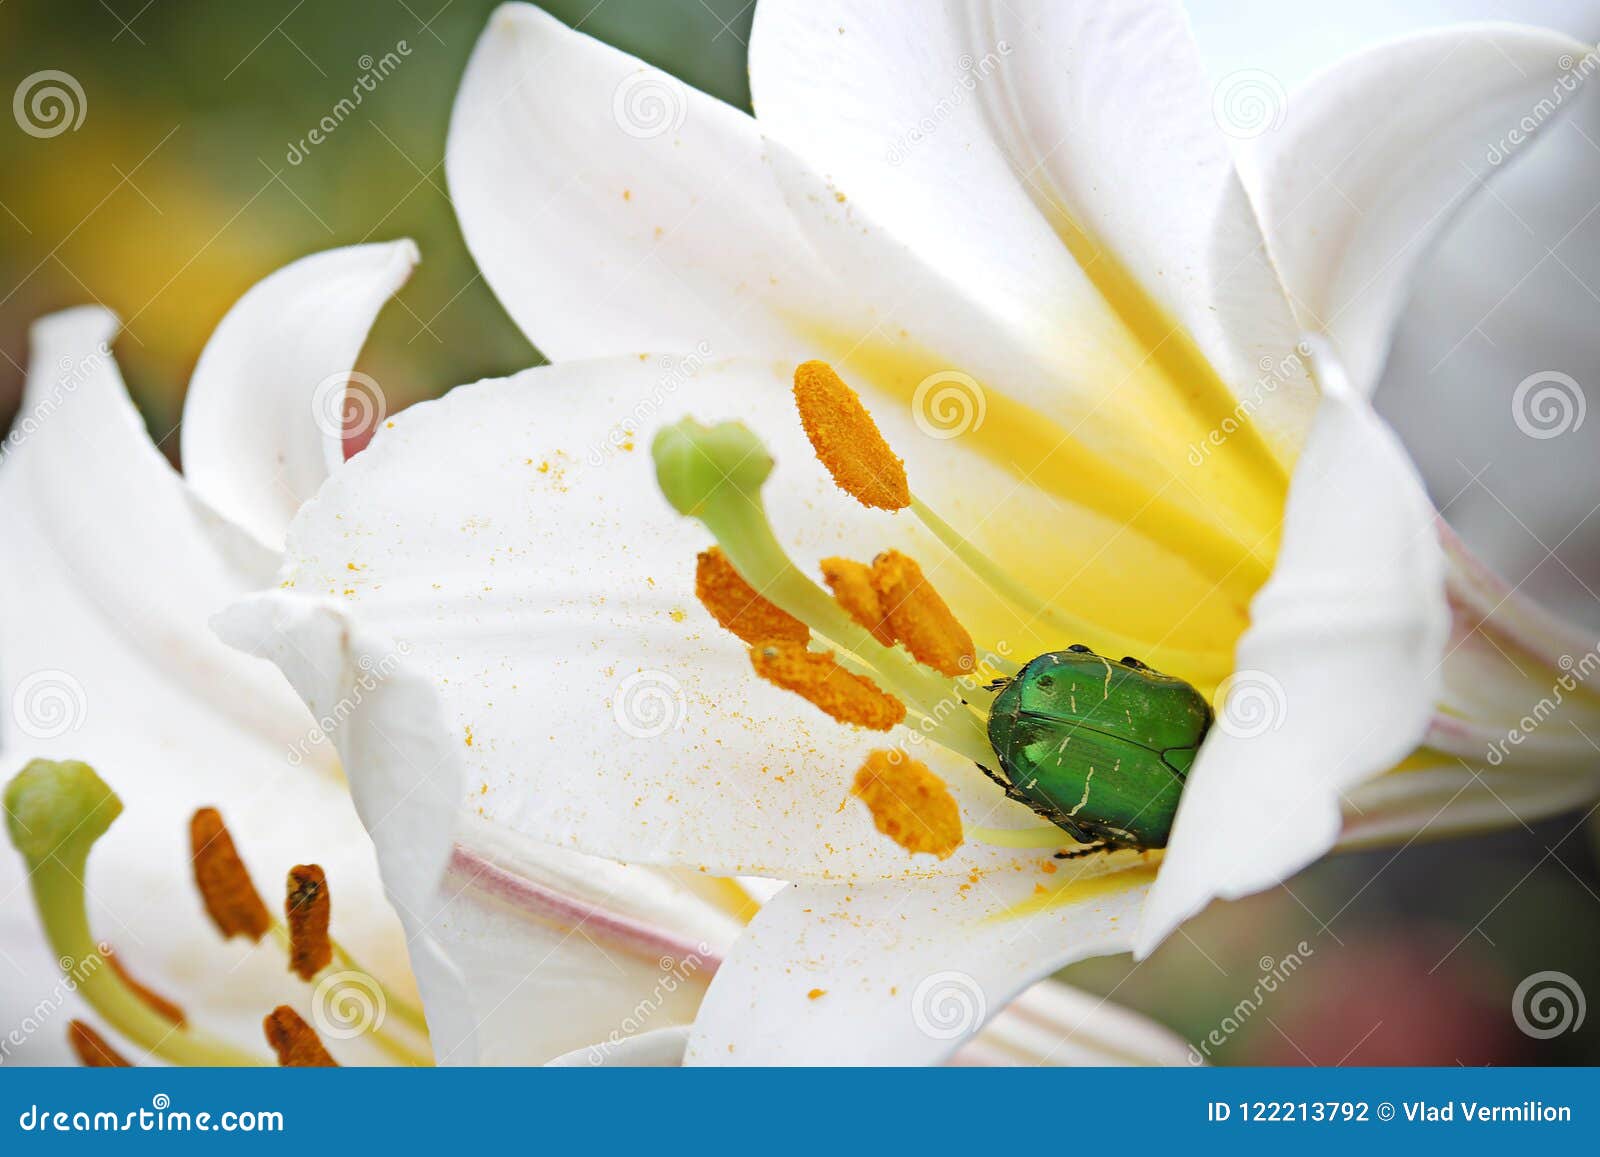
[871,550,975,677]
[106,948,185,1026]
[263,1006,338,1067]
[189,808,271,942]
[750,642,905,731]
[68,1020,132,1067]
[852,750,963,859]
[821,556,895,646]
[793,360,909,511]
[285,865,333,982]
[695,547,809,646]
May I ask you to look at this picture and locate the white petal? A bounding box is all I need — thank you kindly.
[218,356,1036,884]
[446,3,839,363]
[1243,23,1591,396]
[547,1026,689,1067]
[0,308,410,1063]
[749,0,1314,456]
[1136,348,1450,955]
[3,308,323,758]
[426,843,739,1065]
[179,240,419,555]
[1340,762,1600,850]
[685,857,1153,1065]
[974,979,1195,1067]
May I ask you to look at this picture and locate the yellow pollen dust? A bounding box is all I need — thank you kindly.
[750,643,906,731]
[852,750,963,859]
[69,1020,131,1067]
[820,556,896,646]
[285,865,333,982]
[871,550,975,677]
[189,808,272,942]
[263,1005,338,1067]
[695,548,810,646]
[792,360,910,510]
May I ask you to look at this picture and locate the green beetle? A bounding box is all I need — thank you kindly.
[981,645,1213,851]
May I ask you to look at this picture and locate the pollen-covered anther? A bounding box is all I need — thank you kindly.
[106,948,185,1026]
[871,550,976,677]
[263,1006,339,1067]
[792,360,910,511]
[695,547,809,646]
[750,642,906,731]
[820,556,896,646]
[68,1020,131,1067]
[852,750,963,859]
[189,807,271,942]
[285,865,333,981]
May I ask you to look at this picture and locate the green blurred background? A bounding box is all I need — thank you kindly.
[3,0,1598,1066]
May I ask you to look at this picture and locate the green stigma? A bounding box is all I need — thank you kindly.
[651,418,994,763]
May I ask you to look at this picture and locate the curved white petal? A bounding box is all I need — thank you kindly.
[446,3,841,363]
[1243,23,1591,396]
[685,857,1153,1065]
[3,309,330,760]
[218,356,1047,884]
[1340,762,1600,851]
[0,307,412,1064]
[179,240,419,555]
[748,0,1314,456]
[547,1025,690,1067]
[976,978,1195,1067]
[1136,349,1450,955]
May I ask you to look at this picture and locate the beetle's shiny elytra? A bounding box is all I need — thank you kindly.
[983,646,1213,851]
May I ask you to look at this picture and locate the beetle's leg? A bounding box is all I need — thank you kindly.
[1052,842,1113,861]
[983,677,1012,692]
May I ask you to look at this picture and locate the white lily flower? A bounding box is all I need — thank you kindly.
[0,247,1176,1069]
[220,1,1600,1064]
